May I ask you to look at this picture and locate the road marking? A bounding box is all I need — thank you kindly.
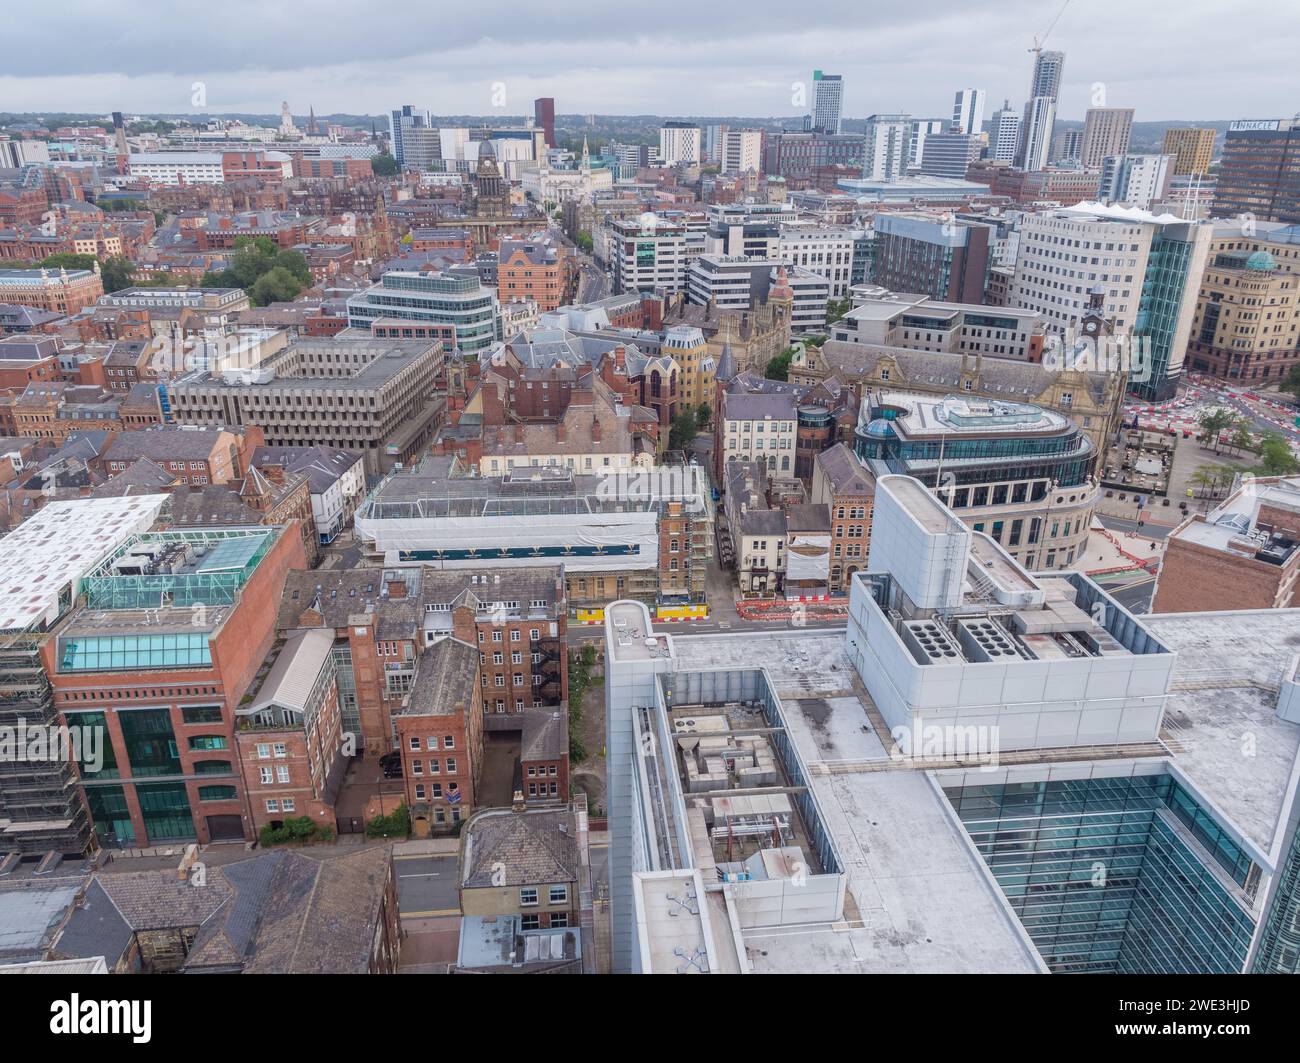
[395,853,452,861]
[399,872,441,879]
[401,908,461,918]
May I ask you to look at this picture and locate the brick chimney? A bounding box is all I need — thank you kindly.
[512,789,527,813]
[591,416,601,443]
[555,418,565,443]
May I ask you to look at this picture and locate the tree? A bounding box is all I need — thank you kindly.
[576,231,593,254]
[248,266,306,307]
[99,256,135,293]
[695,403,711,431]
[1229,422,1256,458]
[826,297,851,325]
[1197,408,1235,454]
[1256,433,1300,476]
[370,153,399,176]
[1283,365,1300,405]
[765,346,796,382]
[669,409,699,451]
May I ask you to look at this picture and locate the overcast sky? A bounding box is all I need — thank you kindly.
[7,0,1298,122]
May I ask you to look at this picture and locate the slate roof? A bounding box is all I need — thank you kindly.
[815,443,875,497]
[462,807,578,888]
[520,707,568,762]
[400,637,479,717]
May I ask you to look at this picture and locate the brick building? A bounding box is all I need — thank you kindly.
[1153,477,1300,614]
[395,637,484,835]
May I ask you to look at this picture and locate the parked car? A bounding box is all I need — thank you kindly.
[379,751,403,778]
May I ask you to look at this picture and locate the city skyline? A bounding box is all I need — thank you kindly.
[8,0,1300,121]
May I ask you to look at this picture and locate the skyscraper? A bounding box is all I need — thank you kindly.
[389,104,430,169]
[1018,96,1056,172]
[1079,107,1135,168]
[989,101,1021,163]
[951,88,987,136]
[534,98,556,149]
[862,114,910,181]
[1018,49,1064,171]
[1162,127,1216,176]
[1212,118,1300,223]
[1028,48,1065,100]
[810,70,844,135]
[659,122,701,166]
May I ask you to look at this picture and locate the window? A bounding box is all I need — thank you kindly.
[444,736,454,750]
[550,913,568,928]
[521,914,540,931]
[182,705,223,724]
[520,888,539,907]
[189,735,227,751]
[282,798,295,813]
[412,759,423,775]
[260,767,273,785]
[198,785,237,801]
[273,743,287,758]
[256,743,271,759]
[265,800,279,813]
[446,758,457,774]
[549,885,568,905]
[276,765,290,784]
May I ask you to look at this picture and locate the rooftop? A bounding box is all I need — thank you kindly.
[0,494,166,632]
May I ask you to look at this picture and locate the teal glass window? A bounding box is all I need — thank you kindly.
[188,735,228,751]
[136,782,195,842]
[84,784,135,848]
[59,633,212,672]
[63,710,119,779]
[119,709,180,778]
[181,705,224,725]
[198,785,238,802]
[193,759,233,775]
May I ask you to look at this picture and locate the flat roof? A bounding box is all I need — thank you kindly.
[0,495,167,632]
[670,628,1044,973]
[1143,608,1300,856]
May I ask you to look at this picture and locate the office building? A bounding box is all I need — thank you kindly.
[1186,221,1300,383]
[810,70,844,135]
[602,471,1300,974]
[871,213,992,304]
[1099,154,1175,209]
[1154,476,1300,613]
[534,98,557,149]
[907,119,948,173]
[659,122,702,166]
[919,133,982,180]
[1051,128,1083,164]
[389,105,432,169]
[952,89,987,136]
[989,101,1022,164]
[1079,107,1135,168]
[610,214,689,296]
[165,336,443,475]
[1162,127,1217,176]
[346,267,500,356]
[354,461,714,610]
[46,516,307,849]
[831,290,1045,361]
[1018,97,1057,172]
[1010,202,1213,399]
[863,115,911,182]
[718,128,764,174]
[1029,49,1065,101]
[1213,117,1300,224]
[778,225,856,297]
[854,393,1099,570]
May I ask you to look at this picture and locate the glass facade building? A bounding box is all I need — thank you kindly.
[944,774,1258,974]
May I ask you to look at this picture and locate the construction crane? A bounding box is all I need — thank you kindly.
[1029,0,1072,54]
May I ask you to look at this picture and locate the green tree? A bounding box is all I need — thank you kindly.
[765,346,796,381]
[1197,408,1235,454]
[248,266,306,307]
[370,153,399,176]
[826,297,851,325]
[669,409,699,451]
[1256,433,1300,476]
[99,256,135,293]
[695,403,711,431]
[1283,365,1300,405]
[576,231,593,253]
[1229,422,1256,457]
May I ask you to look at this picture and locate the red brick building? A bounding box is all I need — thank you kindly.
[395,637,484,835]
[46,522,308,848]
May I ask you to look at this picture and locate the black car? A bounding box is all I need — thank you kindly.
[379,751,403,779]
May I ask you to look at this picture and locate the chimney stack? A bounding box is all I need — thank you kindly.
[591,416,601,442]
[512,789,526,813]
